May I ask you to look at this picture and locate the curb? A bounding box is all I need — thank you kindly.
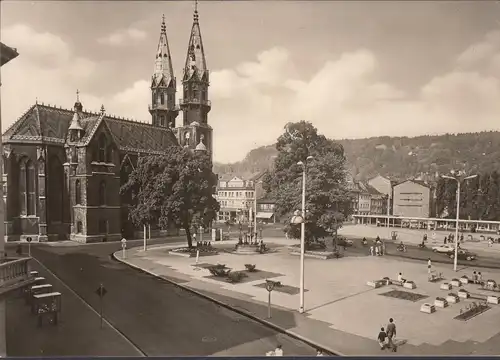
[112,251,343,356]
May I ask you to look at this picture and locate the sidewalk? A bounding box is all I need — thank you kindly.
[114,242,500,356]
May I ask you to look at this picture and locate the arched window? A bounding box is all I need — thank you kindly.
[20,159,36,216]
[98,134,106,162]
[99,180,106,205]
[75,179,81,204]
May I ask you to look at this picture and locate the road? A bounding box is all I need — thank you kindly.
[342,238,500,269]
[5,239,317,357]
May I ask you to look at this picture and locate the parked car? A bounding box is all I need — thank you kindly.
[432,244,455,253]
[448,249,476,261]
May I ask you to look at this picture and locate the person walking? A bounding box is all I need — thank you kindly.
[377,327,388,350]
[316,349,325,356]
[427,258,432,274]
[386,318,397,351]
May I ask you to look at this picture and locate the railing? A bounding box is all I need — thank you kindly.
[0,257,30,288]
[179,98,211,107]
[148,104,180,112]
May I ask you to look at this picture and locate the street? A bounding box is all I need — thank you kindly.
[6,239,317,357]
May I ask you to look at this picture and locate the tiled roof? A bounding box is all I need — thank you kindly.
[394,179,430,188]
[3,103,179,153]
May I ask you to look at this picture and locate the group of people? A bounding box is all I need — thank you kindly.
[367,236,384,256]
[377,318,398,351]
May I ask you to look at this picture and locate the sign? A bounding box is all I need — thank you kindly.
[26,237,32,243]
[121,238,127,249]
[95,285,108,298]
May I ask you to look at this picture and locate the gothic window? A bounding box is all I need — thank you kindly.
[98,134,106,162]
[168,94,174,102]
[76,221,83,233]
[75,179,81,205]
[152,92,156,106]
[193,90,198,100]
[22,159,36,216]
[99,180,106,205]
[160,92,165,105]
[160,115,165,126]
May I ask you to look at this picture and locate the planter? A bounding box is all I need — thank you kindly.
[434,298,448,308]
[487,295,500,305]
[367,280,384,288]
[458,290,470,299]
[403,281,416,289]
[440,283,452,290]
[420,303,436,314]
[447,294,460,304]
[169,251,193,258]
[290,251,339,260]
[460,276,469,285]
[450,279,461,287]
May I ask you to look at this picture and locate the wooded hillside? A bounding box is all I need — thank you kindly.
[214,131,500,181]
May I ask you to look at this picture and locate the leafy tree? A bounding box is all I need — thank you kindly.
[263,121,352,248]
[121,148,220,248]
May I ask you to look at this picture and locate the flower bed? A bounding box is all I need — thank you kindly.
[420,303,436,314]
[460,276,470,285]
[245,264,257,272]
[440,283,452,291]
[169,247,218,258]
[455,303,490,321]
[458,289,469,299]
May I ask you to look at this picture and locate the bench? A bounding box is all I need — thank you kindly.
[366,280,385,288]
[33,292,62,327]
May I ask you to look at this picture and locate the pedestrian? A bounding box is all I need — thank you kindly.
[192,232,197,243]
[375,246,380,256]
[473,271,478,284]
[478,272,483,284]
[378,327,388,350]
[316,349,325,356]
[386,318,397,351]
[427,258,432,274]
[488,238,493,247]
[370,246,374,256]
[444,236,447,245]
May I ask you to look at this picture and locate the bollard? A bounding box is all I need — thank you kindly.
[196,249,200,265]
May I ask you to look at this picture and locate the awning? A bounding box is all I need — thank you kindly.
[256,212,274,219]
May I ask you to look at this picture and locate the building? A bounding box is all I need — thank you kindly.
[2,8,213,243]
[215,172,265,223]
[368,174,392,215]
[256,195,277,223]
[348,179,386,216]
[393,179,431,218]
[1,42,35,358]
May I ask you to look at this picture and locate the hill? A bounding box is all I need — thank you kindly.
[213,131,500,181]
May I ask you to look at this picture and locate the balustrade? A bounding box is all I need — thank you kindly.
[0,258,30,287]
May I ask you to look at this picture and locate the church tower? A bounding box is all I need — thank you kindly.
[176,2,213,157]
[149,15,178,128]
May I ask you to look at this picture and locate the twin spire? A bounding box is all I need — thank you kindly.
[154,1,208,86]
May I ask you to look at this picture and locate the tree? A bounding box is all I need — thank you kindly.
[121,148,220,248]
[263,121,352,248]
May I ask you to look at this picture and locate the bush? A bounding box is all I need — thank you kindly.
[226,271,247,283]
[245,264,257,272]
[207,265,230,277]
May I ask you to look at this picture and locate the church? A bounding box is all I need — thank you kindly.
[2,7,213,243]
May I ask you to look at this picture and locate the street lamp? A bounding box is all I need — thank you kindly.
[292,155,313,314]
[441,171,477,271]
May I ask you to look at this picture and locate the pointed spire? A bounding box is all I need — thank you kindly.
[100,104,105,114]
[74,89,83,112]
[152,15,174,87]
[183,0,208,81]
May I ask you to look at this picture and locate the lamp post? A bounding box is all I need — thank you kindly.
[441,171,477,271]
[291,156,313,314]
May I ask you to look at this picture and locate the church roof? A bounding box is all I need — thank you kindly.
[3,103,179,154]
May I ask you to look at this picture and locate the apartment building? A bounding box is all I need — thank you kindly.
[393,179,431,218]
[215,172,265,223]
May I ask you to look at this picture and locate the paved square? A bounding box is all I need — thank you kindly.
[254,282,306,295]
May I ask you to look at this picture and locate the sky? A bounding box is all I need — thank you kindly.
[1,1,500,163]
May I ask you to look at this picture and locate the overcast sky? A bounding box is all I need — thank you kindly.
[2,1,500,163]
